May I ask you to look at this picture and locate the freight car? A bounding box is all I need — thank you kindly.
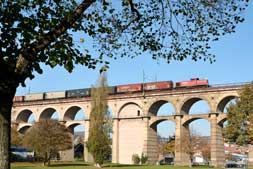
[66,88,90,98]
[13,96,24,102]
[143,81,173,91]
[24,93,44,101]
[117,83,142,93]
[175,78,209,88]
[44,91,66,99]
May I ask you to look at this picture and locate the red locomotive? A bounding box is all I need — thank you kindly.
[175,78,209,88]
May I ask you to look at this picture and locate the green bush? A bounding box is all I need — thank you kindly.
[132,154,140,165]
[140,153,148,164]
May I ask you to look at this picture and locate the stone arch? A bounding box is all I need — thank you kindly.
[64,106,85,121]
[117,102,142,117]
[150,119,176,131]
[182,117,210,127]
[180,96,211,115]
[148,100,176,116]
[217,114,227,127]
[18,125,32,134]
[39,107,59,120]
[67,122,84,133]
[216,95,238,113]
[16,109,36,123]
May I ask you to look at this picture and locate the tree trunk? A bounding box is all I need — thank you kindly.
[48,154,51,166]
[0,78,17,169]
[44,152,48,166]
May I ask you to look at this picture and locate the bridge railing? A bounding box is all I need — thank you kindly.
[210,82,250,88]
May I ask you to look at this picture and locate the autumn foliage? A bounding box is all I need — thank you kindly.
[23,120,72,166]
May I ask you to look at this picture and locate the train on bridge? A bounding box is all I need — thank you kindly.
[13,78,209,102]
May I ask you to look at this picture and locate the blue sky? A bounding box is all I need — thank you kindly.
[16,2,253,137]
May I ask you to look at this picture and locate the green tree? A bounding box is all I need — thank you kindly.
[23,119,72,166]
[224,82,253,145]
[86,73,111,167]
[0,0,250,168]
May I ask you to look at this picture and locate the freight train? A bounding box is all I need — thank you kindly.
[13,78,209,102]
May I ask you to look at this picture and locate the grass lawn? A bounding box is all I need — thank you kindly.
[11,161,224,169]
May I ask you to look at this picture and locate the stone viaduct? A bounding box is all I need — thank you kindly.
[11,83,246,167]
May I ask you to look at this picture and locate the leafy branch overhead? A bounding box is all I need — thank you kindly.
[0,0,249,86]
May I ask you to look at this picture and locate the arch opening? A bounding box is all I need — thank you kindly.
[67,123,85,161]
[156,120,176,138]
[39,108,59,121]
[183,119,211,164]
[16,109,35,123]
[149,100,175,116]
[217,96,237,113]
[64,106,85,121]
[150,119,176,163]
[181,98,210,115]
[18,125,31,135]
[186,119,211,137]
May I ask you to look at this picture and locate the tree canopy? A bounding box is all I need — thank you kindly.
[23,119,72,166]
[223,82,253,145]
[10,126,23,147]
[0,0,250,86]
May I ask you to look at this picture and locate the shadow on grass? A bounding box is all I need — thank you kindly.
[49,163,90,167]
[103,164,143,168]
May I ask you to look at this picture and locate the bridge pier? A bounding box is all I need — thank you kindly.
[59,134,74,161]
[142,117,158,164]
[248,145,253,166]
[210,113,225,167]
[59,149,74,161]
[174,115,190,166]
[112,119,119,163]
[84,120,93,162]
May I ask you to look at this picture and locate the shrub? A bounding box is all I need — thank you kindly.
[140,153,148,164]
[132,154,140,164]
